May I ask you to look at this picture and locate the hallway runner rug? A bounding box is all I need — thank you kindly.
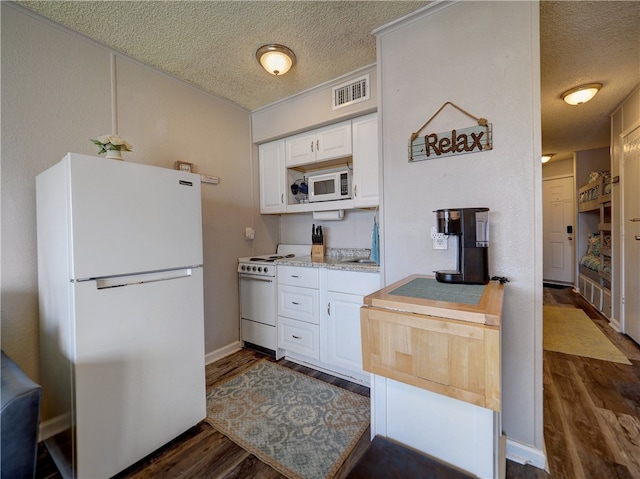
[205,360,370,479]
[543,306,631,364]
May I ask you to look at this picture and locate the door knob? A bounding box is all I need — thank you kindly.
[630,218,640,222]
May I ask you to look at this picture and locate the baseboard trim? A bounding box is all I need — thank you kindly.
[506,438,548,471]
[205,341,242,365]
[39,344,242,441]
[608,317,622,332]
[39,412,70,442]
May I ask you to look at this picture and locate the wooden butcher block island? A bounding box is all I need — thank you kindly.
[361,275,504,411]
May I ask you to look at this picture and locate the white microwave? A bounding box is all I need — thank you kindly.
[308,169,352,203]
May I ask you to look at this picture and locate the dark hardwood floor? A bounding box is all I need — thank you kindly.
[35,350,371,479]
[36,286,640,478]
[540,285,640,479]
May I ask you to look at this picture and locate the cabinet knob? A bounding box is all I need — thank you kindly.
[311,141,314,153]
[327,303,331,315]
[630,218,640,222]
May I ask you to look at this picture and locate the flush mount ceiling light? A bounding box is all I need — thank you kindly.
[561,83,602,105]
[256,44,296,76]
[541,154,553,163]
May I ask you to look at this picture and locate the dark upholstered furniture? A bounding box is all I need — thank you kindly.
[1,351,42,479]
[347,436,476,479]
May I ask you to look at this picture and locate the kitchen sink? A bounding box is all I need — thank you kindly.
[342,258,377,264]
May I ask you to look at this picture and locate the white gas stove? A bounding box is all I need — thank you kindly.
[237,244,311,277]
[237,244,311,356]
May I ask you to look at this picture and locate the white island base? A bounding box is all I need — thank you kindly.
[370,375,505,478]
[361,276,506,478]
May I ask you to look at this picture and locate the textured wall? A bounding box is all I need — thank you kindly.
[1,4,113,385]
[377,0,544,459]
[1,4,255,418]
[251,65,378,143]
[17,1,427,111]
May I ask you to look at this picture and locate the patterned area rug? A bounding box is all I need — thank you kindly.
[205,360,370,479]
[543,306,631,364]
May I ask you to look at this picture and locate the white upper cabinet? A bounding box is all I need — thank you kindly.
[259,114,379,214]
[259,140,287,214]
[316,121,352,161]
[352,113,379,208]
[285,120,352,167]
[285,130,316,166]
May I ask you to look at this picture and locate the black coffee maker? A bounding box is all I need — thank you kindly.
[434,208,490,285]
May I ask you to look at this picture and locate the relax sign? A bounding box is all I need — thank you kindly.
[409,123,493,162]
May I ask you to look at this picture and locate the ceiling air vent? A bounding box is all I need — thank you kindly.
[332,74,370,110]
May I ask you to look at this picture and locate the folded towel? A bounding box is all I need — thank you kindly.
[371,217,380,265]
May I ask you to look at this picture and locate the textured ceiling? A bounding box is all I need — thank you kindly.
[18,1,429,110]
[540,1,640,161]
[17,1,640,160]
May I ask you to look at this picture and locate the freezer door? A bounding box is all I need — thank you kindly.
[72,268,205,479]
[66,153,203,279]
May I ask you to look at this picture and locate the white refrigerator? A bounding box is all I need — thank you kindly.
[36,153,206,479]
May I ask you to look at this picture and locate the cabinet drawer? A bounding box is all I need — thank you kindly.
[277,265,319,288]
[278,316,320,359]
[327,270,380,296]
[278,285,319,324]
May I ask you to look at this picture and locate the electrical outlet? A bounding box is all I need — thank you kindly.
[245,227,255,240]
[430,226,448,250]
[433,237,448,249]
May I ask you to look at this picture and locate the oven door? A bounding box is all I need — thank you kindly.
[239,274,276,326]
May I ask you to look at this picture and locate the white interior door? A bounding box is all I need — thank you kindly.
[623,125,640,344]
[543,176,575,284]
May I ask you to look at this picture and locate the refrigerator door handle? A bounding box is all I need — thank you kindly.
[93,267,199,290]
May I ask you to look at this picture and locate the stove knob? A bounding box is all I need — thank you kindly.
[264,267,269,274]
[258,267,263,272]
[252,266,257,272]
[241,265,246,271]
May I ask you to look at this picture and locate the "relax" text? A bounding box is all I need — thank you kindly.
[425,129,485,156]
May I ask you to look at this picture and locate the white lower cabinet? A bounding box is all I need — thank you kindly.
[324,269,381,383]
[277,264,380,385]
[326,291,367,374]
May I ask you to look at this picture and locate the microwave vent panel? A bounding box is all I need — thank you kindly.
[332,74,369,110]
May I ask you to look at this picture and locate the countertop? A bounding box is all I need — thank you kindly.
[275,248,379,273]
[363,274,504,326]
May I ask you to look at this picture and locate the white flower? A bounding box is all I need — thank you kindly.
[91,134,133,153]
